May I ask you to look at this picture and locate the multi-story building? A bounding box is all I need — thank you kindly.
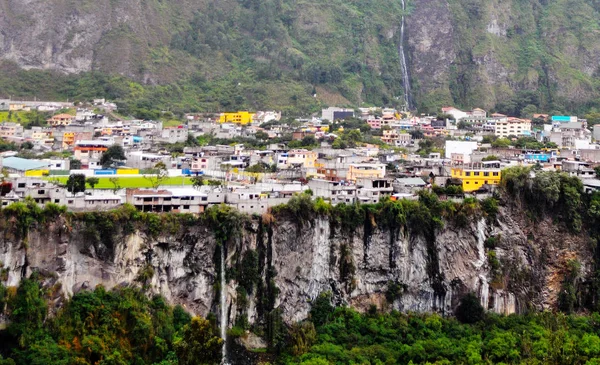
[321,107,354,122]
[0,123,23,139]
[125,188,208,214]
[47,113,75,127]
[307,179,357,204]
[356,178,393,204]
[450,161,502,192]
[347,163,386,182]
[160,127,188,143]
[493,117,532,138]
[381,129,411,146]
[218,111,255,125]
[73,140,111,161]
[285,149,318,169]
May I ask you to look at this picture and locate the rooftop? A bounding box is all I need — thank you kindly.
[2,157,51,171]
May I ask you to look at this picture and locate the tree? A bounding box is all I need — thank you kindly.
[455,293,485,324]
[69,159,82,170]
[492,138,511,148]
[145,162,169,189]
[255,131,269,141]
[191,175,205,188]
[301,135,317,147]
[482,155,500,161]
[8,277,48,345]
[521,104,538,119]
[409,130,424,139]
[174,317,223,365]
[309,292,334,327]
[66,174,86,194]
[109,177,121,194]
[86,177,100,191]
[185,133,199,147]
[100,145,126,169]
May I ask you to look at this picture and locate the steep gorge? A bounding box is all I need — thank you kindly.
[0,195,591,333]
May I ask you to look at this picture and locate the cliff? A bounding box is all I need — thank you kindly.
[1,0,599,113]
[0,194,591,330]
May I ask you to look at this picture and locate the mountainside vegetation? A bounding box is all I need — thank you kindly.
[436,0,600,116]
[3,0,600,116]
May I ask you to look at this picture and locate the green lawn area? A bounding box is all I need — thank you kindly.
[46,176,195,189]
[162,119,185,127]
[0,111,34,124]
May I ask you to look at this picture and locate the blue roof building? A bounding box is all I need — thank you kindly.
[2,157,51,172]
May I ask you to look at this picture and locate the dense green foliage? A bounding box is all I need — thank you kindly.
[282,305,600,364]
[0,276,218,365]
[501,167,585,232]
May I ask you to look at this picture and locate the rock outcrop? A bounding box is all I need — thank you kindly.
[0,201,591,327]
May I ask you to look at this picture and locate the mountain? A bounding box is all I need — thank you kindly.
[1,0,600,114]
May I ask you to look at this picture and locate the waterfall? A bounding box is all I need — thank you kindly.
[399,0,412,110]
[220,245,229,365]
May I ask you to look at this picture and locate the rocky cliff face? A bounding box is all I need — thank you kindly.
[0,201,590,327]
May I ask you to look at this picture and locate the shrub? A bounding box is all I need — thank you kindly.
[455,293,485,323]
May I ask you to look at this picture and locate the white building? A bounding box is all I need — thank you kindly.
[441,107,468,121]
[494,118,532,138]
[444,140,478,159]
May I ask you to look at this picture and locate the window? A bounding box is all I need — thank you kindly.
[484,172,489,176]
[474,172,480,176]
[183,205,190,209]
[493,172,499,176]
[466,182,470,184]
[143,197,152,202]
[54,199,60,203]
[68,200,73,204]
[465,172,471,176]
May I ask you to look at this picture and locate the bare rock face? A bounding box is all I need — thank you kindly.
[0,203,591,325]
[405,0,456,106]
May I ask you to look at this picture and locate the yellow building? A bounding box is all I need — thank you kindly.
[62,132,75,148]
[347,163,386,182]
[218,111,254,125]
[450,162,501,192]
[287,149,318,169]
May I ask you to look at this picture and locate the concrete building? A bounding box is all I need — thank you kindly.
[74,140,111,161]
[321,107,354,122]
[356,178,393,204]
[126,188,208,214]
[593,125,600,141]
[0,123,23,139]
[450,161,501,192]
[494,118,532,138]
[347,163,385,182]
[47,113,75,127]
[218,111,255,125]
[381,130,411,146]
[160,127,188,143]
[307,179,357,204]
[441,107,468,121]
